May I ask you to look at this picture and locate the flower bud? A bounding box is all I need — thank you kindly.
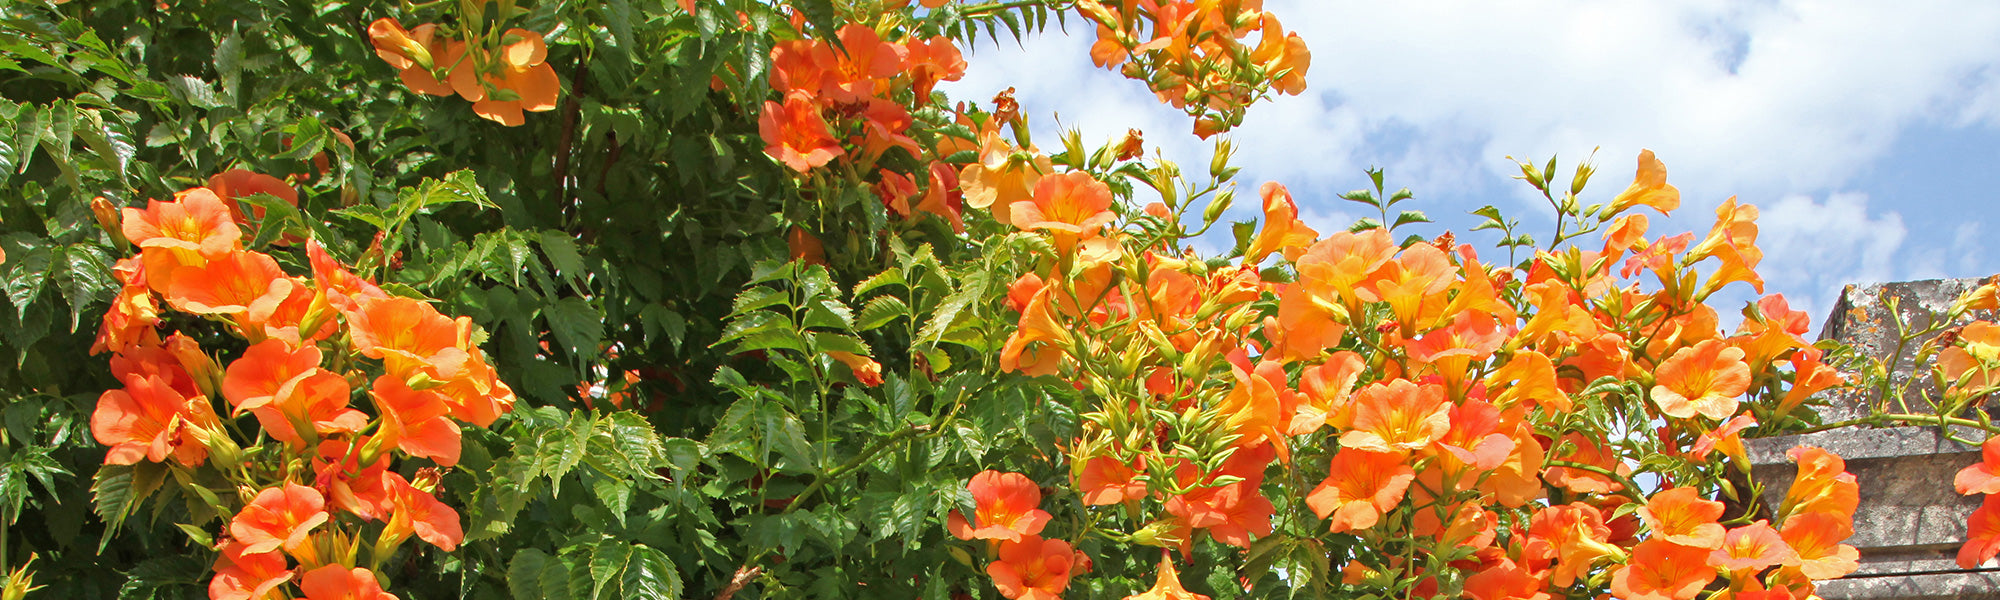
[165,333,223,400]
[1202,189,1234,224]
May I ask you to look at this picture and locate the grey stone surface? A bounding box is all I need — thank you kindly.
[1815,278,2000,422]
[1816,570,2000,600]
[1741,278,2000,599]
[1748,428,1981,562]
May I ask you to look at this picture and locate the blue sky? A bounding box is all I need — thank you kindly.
[941,0,2000,327]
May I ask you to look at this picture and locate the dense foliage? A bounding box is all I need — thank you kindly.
[1,1,1998,599]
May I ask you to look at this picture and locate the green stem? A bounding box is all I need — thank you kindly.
[1542,459,1645,503]
[1786,412,2000,437]
[957,0,1075,19]
[780,424,934,515]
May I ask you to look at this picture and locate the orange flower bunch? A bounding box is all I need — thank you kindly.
[948,471,1085,600]
[759,20,969,235]
[369,18,559,126]
[1956,437,2000,568]
[89,185,516,599]
[1073,0,1310,136]
[956,148,1874,598]
[1599,447,1858,600]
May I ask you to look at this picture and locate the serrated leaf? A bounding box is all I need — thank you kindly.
[5,243,55,318]
[166,75,225,109]
[730,286,789,317]
[545,296,603,358]
[589,541,633,600]
[800,297,854,330]
[57,243,114,331]
[855,296,909,330]
[1394,209,1432,227]
[510,550,553,600]
[810,332,869,355]
[538,231,588,285]
[622,544,682,599]
[854,269,905,296]
[733,328,807,354]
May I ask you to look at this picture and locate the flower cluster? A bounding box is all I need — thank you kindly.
[1073,0,1310,137]
[368,18,559,126]
[955,148,1869,598]
[90,184,515,599]
[760,20,969,232]
[947,471,1086,600]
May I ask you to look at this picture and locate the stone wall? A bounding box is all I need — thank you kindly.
[1745,278,2000,599]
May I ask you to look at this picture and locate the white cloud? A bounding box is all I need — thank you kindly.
[1755,192,1907,318]
[941,0,2000,313]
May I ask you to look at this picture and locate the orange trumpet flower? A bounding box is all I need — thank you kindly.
[298,564,396,600]
[1305,450,1413,534]
[209,539,292,600]
[1637,487,1725,549]
[947,470,1053,543]
[1652,339,1753,420]
[1338,379,1451,454]
[1710,520,1799,572]
[987,536,1075,600]
[1780,511,1857,579]
[1610,539,1716,600]
[230,482,329,556]
[370,376,462,467]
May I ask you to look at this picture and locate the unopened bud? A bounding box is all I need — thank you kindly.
[165,333,223,400]
[1210,139,1234,179]
[1202,189,1234,224]
[91,197,129,247]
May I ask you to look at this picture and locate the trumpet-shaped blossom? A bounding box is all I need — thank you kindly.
[1781,446,1858,520]
[230,482,329,555]
[382,473,464,551]
[759,91,842,173]
[1638,487,1726,549]
[370,376,461,467]
[222,339,322,413]
[1125,554,1209,600]
[1781,511,1858,579]
[948,470,1052,542]
[91,372,217,466]
[1710,520,1799,572]
[1011,170,1116,239]
[1339,379,1450,454]
[1957,437,2000,495]
[1959,493,2000,569]
[1305,450,1413,533]
[299,565,397,600]
[1244,182,1318,264]
[1652,339,1752,420]
[122,188,242,267]
[1608,149,1681,216]
[987,536,1075,600]
[1076,455,1146,506]
[209,539,292,600]
[1610,539,1716,600]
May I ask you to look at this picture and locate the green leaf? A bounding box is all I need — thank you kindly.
[730,286,789,317]
[810,332,870,356]
[5,242,55,318]
[588,541,633,600]
[509,550,554,600]
[854,269,905,296]
[1394,209,1432,228]
[92,462,164,541]
[855,296,909,330]
[538,231,588,287]
[546,296,603,358]
[621,544,682,600]
[56,243,115,331]
[166,75,225,109]
[800,297,854,330]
